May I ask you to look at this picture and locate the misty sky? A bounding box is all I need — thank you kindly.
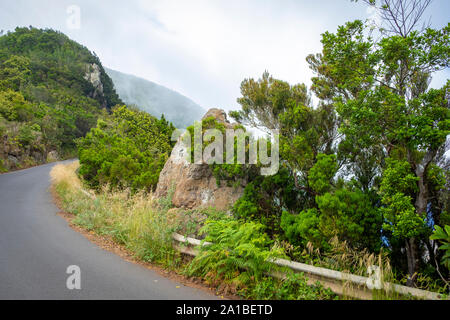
[1,0,449,112]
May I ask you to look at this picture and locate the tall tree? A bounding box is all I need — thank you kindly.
[310,1,449,285]
[229,71,312,133]
[229,72,338,194]
[357,0,432,37]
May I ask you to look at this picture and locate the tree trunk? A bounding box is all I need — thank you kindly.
[425,240,436,271]
[415,167,428,216]
[413,149,435,216]
[404,149,435,287]
[405,237,419,287]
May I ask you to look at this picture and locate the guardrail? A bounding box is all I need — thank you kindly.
[172,233,447,300]
[74,186,447,300]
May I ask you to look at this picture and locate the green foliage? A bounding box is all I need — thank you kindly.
[0,27,122,109]
[316,188,382,252]
[306,10,449,285]
[0,89,33,121]
[186,116,225,163]
[380,158,424,239]
[17,123,41,145]
[226,15,448,288]
[233,168,299,237]
[430,225,450,270]
[77,105,175,191]
[281,186,383,253]
[229,72,340,243]
[230,71,311,132]
[308,153,338,194]
[185,215,284,292]
[281,209,322,247]
[0,27,123,170]
[183,212,337,300]
[186,115,264,189]
[229,71,386,258]
[279,102,337,184]
[0,55,31,91]
[248,273,337,300]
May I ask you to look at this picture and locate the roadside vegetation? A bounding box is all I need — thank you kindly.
[0,27,122,172]
[6,0,448,299]
[51,161,338,300]
[77,105,175,192]
[225,1,449,293]
[52,161,179,267]
[70,0,449,296]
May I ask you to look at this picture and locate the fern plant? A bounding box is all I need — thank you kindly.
[430,225,450,270]
[184,215,284,294]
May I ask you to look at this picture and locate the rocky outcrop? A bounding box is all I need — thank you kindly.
[84,63,104,100]
[0,124,45,170]
[155,108,244,211]
[202,108,232,127]
[46,150,59,163]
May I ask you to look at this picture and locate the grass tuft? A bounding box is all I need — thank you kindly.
[51,161,181,267]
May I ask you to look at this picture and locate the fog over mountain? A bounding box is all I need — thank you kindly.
[106,68,205,128]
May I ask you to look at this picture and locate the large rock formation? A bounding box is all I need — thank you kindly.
[84,63,104,100]
[155,108,244,211]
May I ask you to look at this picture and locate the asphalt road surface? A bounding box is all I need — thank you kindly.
[0,161,217,300]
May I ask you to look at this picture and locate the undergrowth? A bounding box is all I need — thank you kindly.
[51,161,180,268]
[184,214,337,299]
[51,161,339,300]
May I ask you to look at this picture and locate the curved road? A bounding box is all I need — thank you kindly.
[0,161,217,300]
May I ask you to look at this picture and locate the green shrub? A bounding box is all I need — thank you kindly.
[233,167,300,237]
[249,273,337,300]
[184,213,337,299]
[77,105,175,191]
[281,208,322,248]
[0,89,33,121]
[17,123,40,145]
[185,215,284,294]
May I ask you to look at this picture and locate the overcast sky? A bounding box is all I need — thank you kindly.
[1,0,449,112]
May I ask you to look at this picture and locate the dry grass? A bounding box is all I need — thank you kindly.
[50,161,82,189]
[299,236,402,299]
[50,161,181,267]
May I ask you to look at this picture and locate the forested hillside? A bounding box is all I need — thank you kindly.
[0,27,122,171]
[105,68,205,128]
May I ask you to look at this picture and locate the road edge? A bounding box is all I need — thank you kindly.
[49,182,239,300]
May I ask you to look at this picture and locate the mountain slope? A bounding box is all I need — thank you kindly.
[105,68,205,128]
[0,27,122,171]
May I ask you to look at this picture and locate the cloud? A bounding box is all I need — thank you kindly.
[366,5,382,28]
[0,0,448,112]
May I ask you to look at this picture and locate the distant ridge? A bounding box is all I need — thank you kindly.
[105,68,205,128]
